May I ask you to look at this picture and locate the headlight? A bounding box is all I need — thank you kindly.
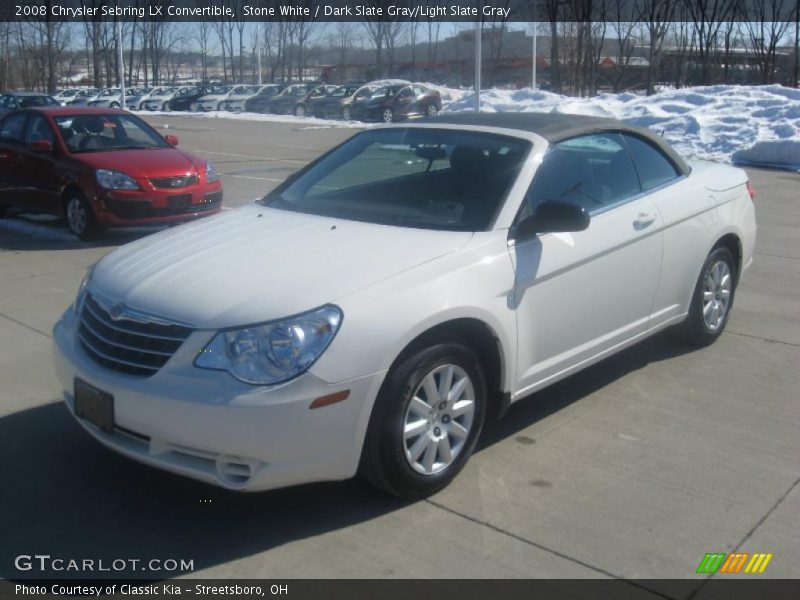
[195,305,343,385]
[206,162,219,183]
[74,264,95,314]
[96,169,139,190]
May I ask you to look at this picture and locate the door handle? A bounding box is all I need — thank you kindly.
[633,212,656,229]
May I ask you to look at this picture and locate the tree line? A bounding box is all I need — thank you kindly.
[1,0,799,95]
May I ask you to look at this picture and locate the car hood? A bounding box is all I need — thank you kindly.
[91,204,473,328]
[76,148,204,179]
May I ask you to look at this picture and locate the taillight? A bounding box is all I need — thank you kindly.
[746,181,756,200]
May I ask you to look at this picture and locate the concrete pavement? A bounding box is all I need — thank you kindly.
[0,116,797,592]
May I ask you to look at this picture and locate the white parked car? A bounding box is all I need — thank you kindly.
[53,114,756,498]
[67,88,103,106]
[125,87,157,110]
[142,87,190,111]
[87,88,146,109]
[85,88,122,108]
[192,85,242,111]
[219,84,272,112]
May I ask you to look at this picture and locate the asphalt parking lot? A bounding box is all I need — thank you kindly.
[0,115,798,592]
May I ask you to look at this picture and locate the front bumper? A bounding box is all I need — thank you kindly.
[52,308,384,491]
[93,181,223,227]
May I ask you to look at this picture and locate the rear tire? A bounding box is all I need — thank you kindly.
[65,193,101,241]
[678,246,736,346]
[359,337,487,499]
[382,108,394,123]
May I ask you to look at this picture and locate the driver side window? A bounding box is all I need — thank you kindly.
[522,133,641,219]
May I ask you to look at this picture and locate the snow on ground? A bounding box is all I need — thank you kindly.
[141,109,365,129]
[445,84,800,171]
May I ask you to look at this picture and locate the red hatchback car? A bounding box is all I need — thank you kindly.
[0,107,222,239]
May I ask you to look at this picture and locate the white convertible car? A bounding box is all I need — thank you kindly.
[53,113,756,498]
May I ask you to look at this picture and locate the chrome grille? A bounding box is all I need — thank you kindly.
[78,293,193,377]
[150,174,198,189]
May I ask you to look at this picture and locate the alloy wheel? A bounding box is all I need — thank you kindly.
[402,364,476,475]
[427,104,438,116]
[67,197,86,235]
[702,260,732,331]
[295,105,305,117]
[382,108,393,123]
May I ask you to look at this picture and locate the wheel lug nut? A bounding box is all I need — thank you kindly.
[442,415,451,423]
[438,401,447,410]
[433,427,441,436]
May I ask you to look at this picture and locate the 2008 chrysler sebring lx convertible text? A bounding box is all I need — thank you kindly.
[53,113,757,498]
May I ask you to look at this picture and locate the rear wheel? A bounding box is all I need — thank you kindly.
[110,101,119,108]
[679,246,736,346]
[341,106,351,120]
[65,193,101,241]
[294,104,306,117]
[382,108,394,123]
[426,104,439,117]
[359,338,487,499]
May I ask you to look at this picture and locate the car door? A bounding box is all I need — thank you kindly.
[621,133,715,328]
[510,132,664,395]
[393,87,416,117]
[18,113,61,214]
[0,111,29,209]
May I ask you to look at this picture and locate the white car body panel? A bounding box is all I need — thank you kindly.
[52,122,757,491]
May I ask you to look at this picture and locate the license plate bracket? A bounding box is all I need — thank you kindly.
[74,378,114,434]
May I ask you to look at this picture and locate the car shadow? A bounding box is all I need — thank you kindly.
[0,330,694,580]
[0,213,169,251]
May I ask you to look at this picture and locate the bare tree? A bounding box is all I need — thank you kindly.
[684,0,737,84]
[740,0,793,84]
[639,0,677,94]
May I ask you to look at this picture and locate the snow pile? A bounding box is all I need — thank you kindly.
[444,85,800,171]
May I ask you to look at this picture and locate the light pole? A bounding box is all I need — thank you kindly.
[116,15,125,109]
[474,18,481,112]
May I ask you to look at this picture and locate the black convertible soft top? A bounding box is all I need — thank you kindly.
[422,112,690,175]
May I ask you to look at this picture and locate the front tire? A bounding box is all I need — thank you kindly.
[426,104,439,117]
[294,104,306,117]
[679,246,736,346]
[382,108,394,123]
[359,338,487,499]
[65,193,101,241]
[341,106,351,120]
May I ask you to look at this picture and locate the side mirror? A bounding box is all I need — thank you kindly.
[164,134,179,146]
[514,200,590,242]
[31,139,53,153]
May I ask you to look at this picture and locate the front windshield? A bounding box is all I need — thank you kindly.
[260,128,530,232]
[55,113,169,153]
[19,96,59,108]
